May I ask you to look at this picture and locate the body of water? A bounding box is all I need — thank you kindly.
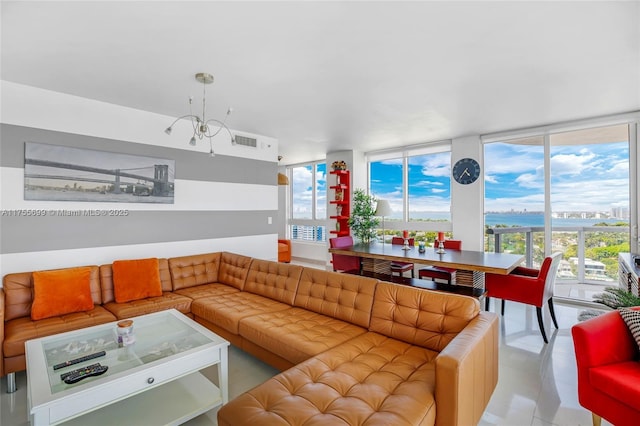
[484,213,627,227]
[405,211,628,227]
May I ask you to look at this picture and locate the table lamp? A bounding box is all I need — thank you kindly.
[375,199,393,245]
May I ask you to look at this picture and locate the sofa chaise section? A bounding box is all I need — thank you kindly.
[217,281,499,426]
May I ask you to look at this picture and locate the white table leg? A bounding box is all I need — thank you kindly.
[218,346,229,404]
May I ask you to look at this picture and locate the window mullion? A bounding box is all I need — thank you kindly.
[403,155,409,224]
[311,163,317,220]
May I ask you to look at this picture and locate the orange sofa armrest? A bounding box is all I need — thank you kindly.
[435,311,499,426]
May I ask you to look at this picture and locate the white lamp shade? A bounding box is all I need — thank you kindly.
[375,199,393,217]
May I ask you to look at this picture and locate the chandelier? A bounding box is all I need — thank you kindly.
[164,72,235,157]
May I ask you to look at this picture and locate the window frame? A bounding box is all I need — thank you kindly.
[287,160,327,243]
[366,140,452,232]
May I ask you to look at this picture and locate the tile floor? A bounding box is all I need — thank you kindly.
[0,260,614,426]
[0,301,612,426]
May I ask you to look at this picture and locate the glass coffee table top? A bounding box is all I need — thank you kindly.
[40,310,214,394]
[28,309,230,426]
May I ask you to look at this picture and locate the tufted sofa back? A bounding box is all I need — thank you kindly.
[168,252,222,290]
[293,268,377,328]
[100,259,172,304]
[218,252,253,289]
[2,266,102,321]
[244,259,302,305]
[370,281,480,352]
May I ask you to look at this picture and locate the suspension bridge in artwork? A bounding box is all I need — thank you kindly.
[24,158,173,197]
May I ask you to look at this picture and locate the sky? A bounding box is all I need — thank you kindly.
[290,139,629,221]
[484,140,629,213]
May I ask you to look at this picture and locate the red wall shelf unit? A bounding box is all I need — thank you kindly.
[329,169,350,236]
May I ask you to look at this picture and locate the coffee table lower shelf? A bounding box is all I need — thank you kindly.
[59,372,221,426]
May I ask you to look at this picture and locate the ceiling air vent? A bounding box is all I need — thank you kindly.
[234,135,258,148]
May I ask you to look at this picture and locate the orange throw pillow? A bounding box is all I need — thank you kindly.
[112,258,162,303]
[31,267,94,321]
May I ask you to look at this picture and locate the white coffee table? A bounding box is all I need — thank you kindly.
[25,309,229,425]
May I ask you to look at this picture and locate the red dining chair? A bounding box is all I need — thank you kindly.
[484,252,562,343]
[390,237,414,278]
[329,236,361,274]
[418,240,462,284]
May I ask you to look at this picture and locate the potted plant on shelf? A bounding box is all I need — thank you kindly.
[348,189,379,244]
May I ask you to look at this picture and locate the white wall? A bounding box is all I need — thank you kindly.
[0,81,279,279]
[451,135,485,251]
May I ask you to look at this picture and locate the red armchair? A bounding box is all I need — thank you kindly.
[278,239,291,263]
[572,307,640,426]
[484,252,562,343]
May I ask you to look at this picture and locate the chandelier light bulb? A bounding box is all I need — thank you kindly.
[189,136,197,146]
[164,127,172,135]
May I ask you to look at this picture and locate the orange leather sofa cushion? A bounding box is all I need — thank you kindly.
[112,258,162,303]
[238,307,367,365]
[370,281,480,352]
[31,267,94,320]
[244,259,302,305]
[217,332,439,426]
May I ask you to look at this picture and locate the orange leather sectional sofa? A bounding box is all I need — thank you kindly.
[1,251,499,426]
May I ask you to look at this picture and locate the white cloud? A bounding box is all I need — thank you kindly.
[515,170,542,188]
[485,174,498,184]
[550,151,596,176]
[412,180,444,187]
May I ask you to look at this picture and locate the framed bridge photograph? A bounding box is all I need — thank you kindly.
[24,142,175,204]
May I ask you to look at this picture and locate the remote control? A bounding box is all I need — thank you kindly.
[60,363,102,381]
[53,350,106,370]
[62,364,108,384]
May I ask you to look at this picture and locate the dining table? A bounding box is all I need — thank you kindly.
[328,241,525,292]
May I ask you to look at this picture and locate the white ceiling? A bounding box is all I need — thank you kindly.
[2,1,639,165]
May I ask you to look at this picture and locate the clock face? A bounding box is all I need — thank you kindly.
[452,158,481,185]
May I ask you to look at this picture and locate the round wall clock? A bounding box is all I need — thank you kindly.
[452,157,481,185]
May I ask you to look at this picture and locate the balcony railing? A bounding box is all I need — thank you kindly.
[486,225,629,284]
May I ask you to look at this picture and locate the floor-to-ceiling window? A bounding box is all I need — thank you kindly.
[549,125,630,300]
[289,162,327,242]
[484,136,546,262]
[484,122,633,302]
[368,142,451,243]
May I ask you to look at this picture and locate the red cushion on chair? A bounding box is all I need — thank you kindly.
[390,262,413,271]
[590,361,640,409]
[390,237,414,274]
[419,267,455,281]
